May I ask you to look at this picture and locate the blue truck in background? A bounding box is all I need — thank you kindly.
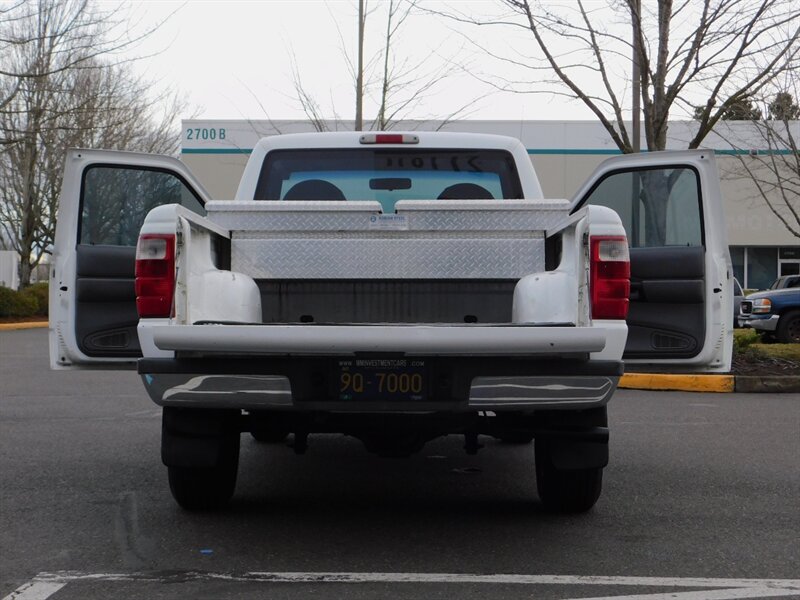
[739,276,800,343]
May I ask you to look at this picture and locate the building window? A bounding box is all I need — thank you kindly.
[779,247,800,277]
[746,247,778,290]
[779,247,800,260]
[730,246,745,286]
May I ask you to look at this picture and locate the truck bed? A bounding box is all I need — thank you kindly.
[204,198,571,325]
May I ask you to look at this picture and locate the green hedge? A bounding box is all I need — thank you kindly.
[21,282,48,315]
[0,282,48,317]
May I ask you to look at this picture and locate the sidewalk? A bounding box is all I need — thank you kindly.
[3,320,798,392]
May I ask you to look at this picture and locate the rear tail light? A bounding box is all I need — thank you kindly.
[135,234,176,318]
[590,236,630,320]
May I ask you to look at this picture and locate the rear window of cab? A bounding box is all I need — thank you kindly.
[254,149,523,213]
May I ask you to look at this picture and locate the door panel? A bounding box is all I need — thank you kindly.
[572,150,732,372]
[626,246,705,359]
[51,150,210,369]
[75,165,204,359]
[74,245,139,357]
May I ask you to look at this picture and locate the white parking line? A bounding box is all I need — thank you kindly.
[2,581,66,600]
[575,587,800,600]
[4,571,800,600]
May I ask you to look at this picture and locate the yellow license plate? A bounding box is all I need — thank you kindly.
[335,358,428,401]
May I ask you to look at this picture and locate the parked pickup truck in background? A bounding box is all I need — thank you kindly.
[766,275,800,290]
[739,286,800,343]
[50,132,732,513]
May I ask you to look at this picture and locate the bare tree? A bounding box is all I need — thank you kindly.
[435,0,799,152]
[428,0,798,244]
[0,0,169,145]
[0,0,186,288]
[290,56,334,133]
[727,90,800,239]
[291,0,481,131]
[694,96,763,121]
[371,0,475,131]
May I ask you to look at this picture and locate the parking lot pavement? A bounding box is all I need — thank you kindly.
[2,328,799,600]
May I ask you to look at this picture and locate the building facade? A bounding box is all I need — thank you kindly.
[180,119,799,290]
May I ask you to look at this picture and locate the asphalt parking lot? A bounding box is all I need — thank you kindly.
[1,328,799,599]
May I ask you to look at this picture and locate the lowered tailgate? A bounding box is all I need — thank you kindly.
[149,322,606,355]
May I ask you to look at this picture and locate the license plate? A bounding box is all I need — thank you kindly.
[334,358,428,401]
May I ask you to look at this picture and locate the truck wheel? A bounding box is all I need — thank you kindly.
[251,430,289,443]
[498,432,535,444]
[535,439,602,513]
[776,310,800,344]
[162,408,240,510]
[168,437,239,510]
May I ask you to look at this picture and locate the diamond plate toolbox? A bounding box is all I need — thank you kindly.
[207,200,570,279]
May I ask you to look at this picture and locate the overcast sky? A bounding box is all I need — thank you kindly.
[120,1,615,124]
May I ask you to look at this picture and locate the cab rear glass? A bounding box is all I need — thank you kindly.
[254,149,523,212]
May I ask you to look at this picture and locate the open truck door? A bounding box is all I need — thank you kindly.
[50,149,209,369]
[572,149,732,373]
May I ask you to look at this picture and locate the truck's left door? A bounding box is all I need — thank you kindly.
[50,149,210,369]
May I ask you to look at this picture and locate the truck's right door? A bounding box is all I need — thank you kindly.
[571,150,732,373]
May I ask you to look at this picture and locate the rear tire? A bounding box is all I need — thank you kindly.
[776,310,800,344]
[168,452,239,510]
[535,439,602,513]
[162,408,240,510]
[497,432,535,444]
[251,430,289,443]
[760,332,777,343]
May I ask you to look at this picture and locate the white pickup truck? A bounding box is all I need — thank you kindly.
[49,132,732,512]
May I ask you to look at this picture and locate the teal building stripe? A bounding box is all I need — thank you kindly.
[527,148,794,156]
[182,148,253,154]
[713,148,793,156]
[526,148,623,155]
[180,147,794,156]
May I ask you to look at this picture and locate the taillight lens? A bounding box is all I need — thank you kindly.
[135,234,175,318]
[590,236,630,320]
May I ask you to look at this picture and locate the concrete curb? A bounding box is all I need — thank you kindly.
[620,373,800,394]
[0,321,48,331]
[620,373,734,393]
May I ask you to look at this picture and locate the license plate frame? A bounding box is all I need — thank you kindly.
[333,357,429,401]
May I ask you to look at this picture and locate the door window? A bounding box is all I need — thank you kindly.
[80,166,204,246]
[581,167,702,248]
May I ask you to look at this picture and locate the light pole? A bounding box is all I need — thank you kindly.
[631,0,641,153]
[355,0,365,131]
